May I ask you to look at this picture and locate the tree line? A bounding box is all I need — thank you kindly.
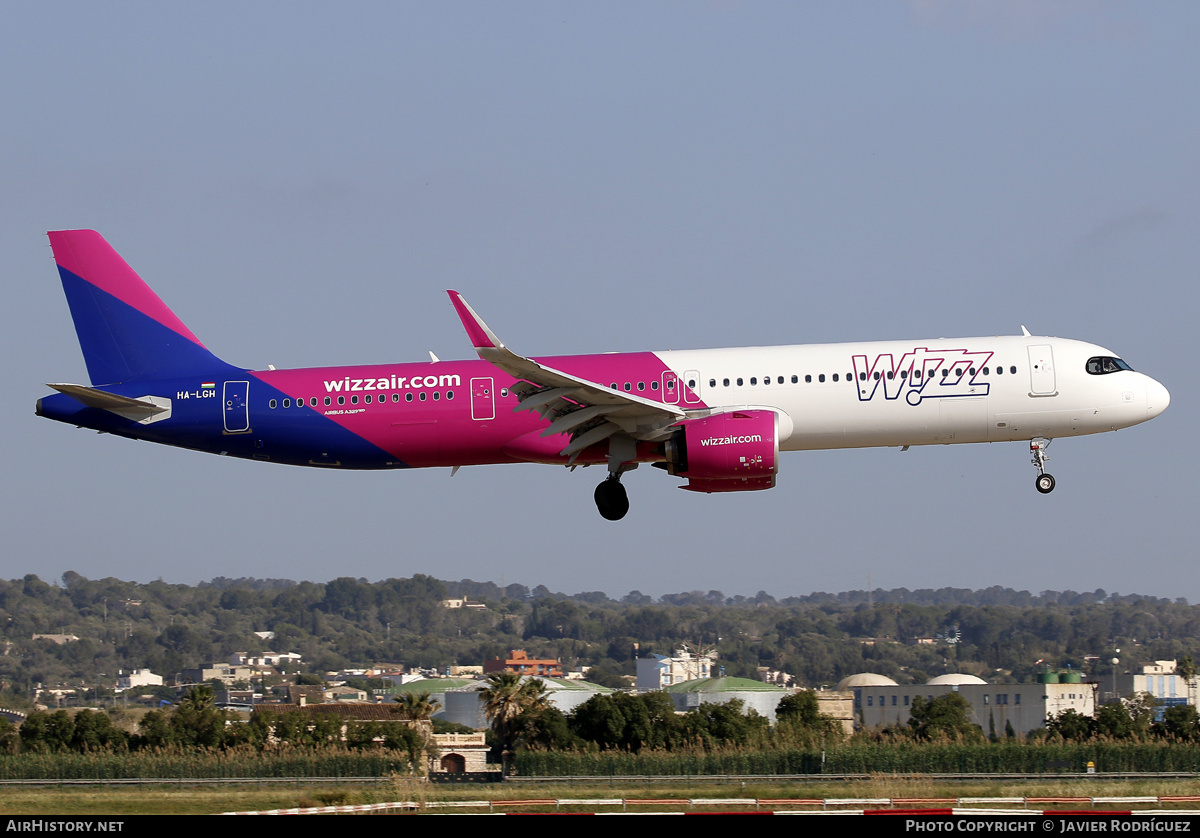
[12,685,426,762]
[3,572,1199,709]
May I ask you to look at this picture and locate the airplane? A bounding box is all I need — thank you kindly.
[36,230,1170,521]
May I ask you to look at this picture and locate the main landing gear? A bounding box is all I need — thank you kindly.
[594,476,629,521]
[1030,437,1055,494]
[594,435,636,521]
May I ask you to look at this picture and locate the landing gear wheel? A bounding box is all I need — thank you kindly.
[594,479,629,521]
[1029,438,1055,496]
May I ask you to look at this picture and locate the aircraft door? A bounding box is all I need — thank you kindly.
[1027,345,1057,396]
[683,369,702,404]
[223,381,250,433]
[662,371,680,404]
[471,377,495,420]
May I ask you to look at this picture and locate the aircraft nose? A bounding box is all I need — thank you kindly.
[1146,378,1170,419]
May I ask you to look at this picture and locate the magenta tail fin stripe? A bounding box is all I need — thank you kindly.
[49,230,206,347]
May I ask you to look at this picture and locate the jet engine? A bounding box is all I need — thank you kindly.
[663,409,788,493]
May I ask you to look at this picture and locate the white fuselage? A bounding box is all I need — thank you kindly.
[657,336,1168,451]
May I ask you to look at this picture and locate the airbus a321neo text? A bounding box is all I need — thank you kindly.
[36,231,1170,520]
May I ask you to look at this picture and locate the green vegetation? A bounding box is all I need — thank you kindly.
[2,572,1196,705]
[7,572,1200,791]
[10,685,425,772]
[513,739,1200,776]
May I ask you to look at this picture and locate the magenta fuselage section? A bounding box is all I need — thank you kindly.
[251,351,701,469]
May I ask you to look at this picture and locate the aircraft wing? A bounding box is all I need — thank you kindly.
[447,292,685,458]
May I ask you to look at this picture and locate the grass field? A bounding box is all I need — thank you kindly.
[5,775,1200,815]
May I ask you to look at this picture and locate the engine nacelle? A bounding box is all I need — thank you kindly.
[679,475,776,493]
[665,409,781,493]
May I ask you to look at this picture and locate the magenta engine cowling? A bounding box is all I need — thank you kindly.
[665,409,782,493]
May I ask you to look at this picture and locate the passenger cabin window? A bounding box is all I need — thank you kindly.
[1086,356,1133,375]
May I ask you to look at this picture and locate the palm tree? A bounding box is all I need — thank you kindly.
[392,691,441,721]
[479,672,549,754]
[178,684,216,712]
[173,685,225,748]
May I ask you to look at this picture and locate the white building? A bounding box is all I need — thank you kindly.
[440,598,487,610]
[117,669,163,690]
[848,672,1096,737]
[637,649,716,691]
[664,676,791,722]
[442,677,610,730]
[229,651,303,668]
[1109,660,1198,710]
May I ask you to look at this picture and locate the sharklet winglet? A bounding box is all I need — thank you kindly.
[447,291,502,350]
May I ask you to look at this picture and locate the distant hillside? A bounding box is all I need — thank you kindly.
[0,572,1193,710]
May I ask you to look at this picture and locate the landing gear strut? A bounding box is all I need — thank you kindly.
[1030,437,1055,494]
[594,434,636,521]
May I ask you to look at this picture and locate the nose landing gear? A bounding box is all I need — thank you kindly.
[1030,437,1055,494]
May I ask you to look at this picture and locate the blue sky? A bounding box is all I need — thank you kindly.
[2,2,1196,600]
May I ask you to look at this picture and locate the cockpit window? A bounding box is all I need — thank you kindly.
[1086,356,1134,375]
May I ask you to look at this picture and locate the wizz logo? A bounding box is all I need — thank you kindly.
[852,348,993,405]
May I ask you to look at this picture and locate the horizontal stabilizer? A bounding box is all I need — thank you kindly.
[47,383,168,419]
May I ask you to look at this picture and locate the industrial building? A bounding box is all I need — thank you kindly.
[845,672,1096,737]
